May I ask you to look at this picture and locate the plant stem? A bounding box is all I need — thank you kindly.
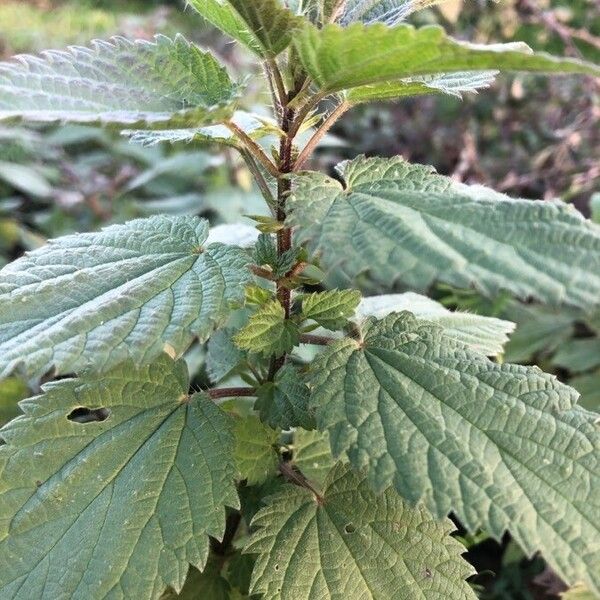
[267,58,287,109]
[299,333,335,346]
[294,101,351,171]
[279,462,324,505]
[239,148,277,212]
[206,387,257,400]
[226,121,280,179]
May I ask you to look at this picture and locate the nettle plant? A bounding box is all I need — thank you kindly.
[0,1,599,598]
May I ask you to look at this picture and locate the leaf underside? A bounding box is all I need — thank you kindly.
[0,215,251,379]
[294,23,600,96]
[0,35,239,127]
[338,0,454,26]
[246,462,476,599]
[289,156,600,308]
[0,355,239,600]
[309,312,600,593]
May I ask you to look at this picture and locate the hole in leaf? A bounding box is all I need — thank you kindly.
[344,523,356,534]
[67,406,111,424]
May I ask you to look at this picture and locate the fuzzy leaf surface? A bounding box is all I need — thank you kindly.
[232,415,279,485]
[309,312,600,592]
[246,463,476,599]
[206,327,246,383]
[294,23,600,95]
[0,35,239,127]
[255,364,314,430]
[292,428,334,486]
[234,301,300,357]
[301,289,361,330]
[0,355,239,599]
[188,0,302,57]
[356,292,515,356]
[0,215,251,379]
[338,0,456,25]
[289,156,600,308]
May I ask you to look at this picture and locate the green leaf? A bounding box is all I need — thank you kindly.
[347,70,498,103]
[245,463,476,599]
[0,215,251,379]
[207,327,246,383]
[289,156,600,308]
[502,302,576,363]
[255,364,314,430]
[0,161,52,198]
[0,355,239,599]
[294,23,600,95]
[123,111,280,147]
[570,371,600,412]
[292,428,334,486]
[0,376,28,425]
[338,0,454,26]
[232,415,279,485]
[301,289,361,330]
[309,312,600,593]
[0,35,239,127]
[234,301,300,357]
[552,338,600,374]
[356,292,515,356]
[188,0,302,57]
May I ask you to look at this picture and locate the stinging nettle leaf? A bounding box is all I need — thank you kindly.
[206,327,246,383]
[234,300,300,357]
[294,23,600,95]
[301,289,361,330]
[0,215,252,379]
[347,70,499,103]
[356,292,515,356]
[288,156,600,308]
[188,0,303,57]
[255,363,314,430]
[309,312,600,593]
[0,35,239,128]
[338,0,459,26]
[245,462,476,599]
[232,415,279,485]
[292,428,334,486]
[0,355,239,599]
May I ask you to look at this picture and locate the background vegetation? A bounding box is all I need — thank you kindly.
[0,1,598,597]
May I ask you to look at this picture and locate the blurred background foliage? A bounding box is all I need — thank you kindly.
[0,1,598,598]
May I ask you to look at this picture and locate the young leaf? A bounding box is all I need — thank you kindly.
[234,300,300,357]
[289,156,600,308]
[338,0,457,26]
[301,289,361,330]
[0,355,239,599]
[232,415,279,485]
[206,327,246,383]
[188,0,303,57]
[255,363,314,430]
[0,215,251,379]
[0,35,239,127]
[294,23,600,95]
[356,292,515,356]
[245,462,476,599]
[292,428,334,486]
[309,312,600,593]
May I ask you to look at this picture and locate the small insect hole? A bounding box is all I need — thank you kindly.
[67,407,111,424]
[344,523,356,534]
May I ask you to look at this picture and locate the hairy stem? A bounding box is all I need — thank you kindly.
[239,148,277,212]
[226,121,280,179]
[294,101,351,171]
[206,387,257,400]
[299,333,335,346]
